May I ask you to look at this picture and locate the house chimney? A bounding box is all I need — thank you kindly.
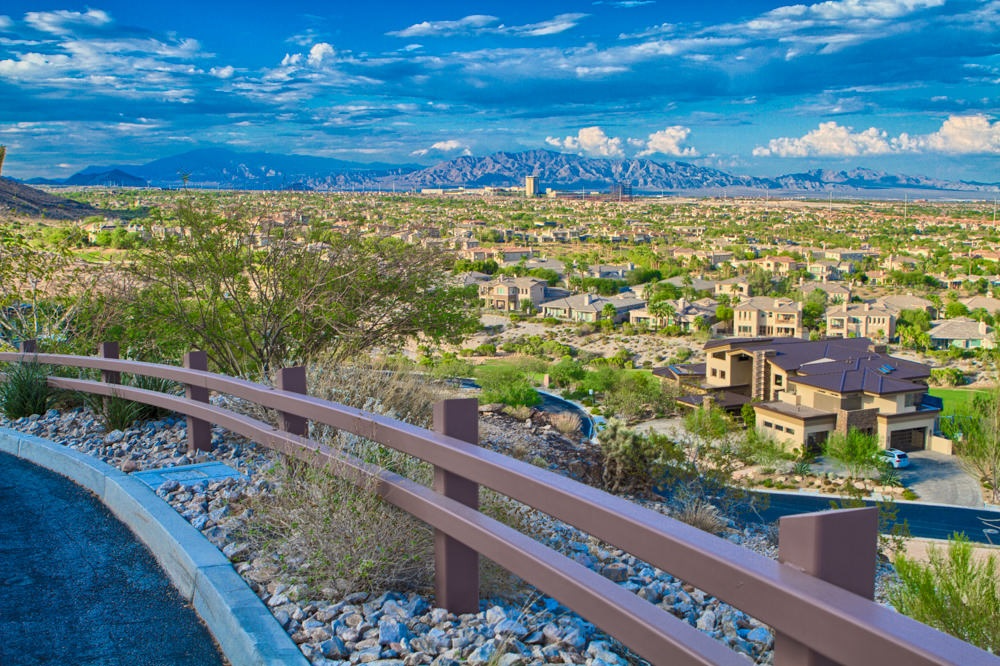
[980,320,988,335]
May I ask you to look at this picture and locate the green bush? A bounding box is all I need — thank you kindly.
[0,361,55,419]
[475,363,540,407]
[887,534,1000,653]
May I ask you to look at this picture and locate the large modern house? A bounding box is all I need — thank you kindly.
[675,337,949,454]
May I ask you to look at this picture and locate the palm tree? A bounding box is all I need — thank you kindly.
[177,170,192,189]
[0,145,6,177]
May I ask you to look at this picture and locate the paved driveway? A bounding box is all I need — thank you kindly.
[896,450,984,507]
[810,450,984,507]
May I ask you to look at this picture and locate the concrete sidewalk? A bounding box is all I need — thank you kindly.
[0,450,224,665]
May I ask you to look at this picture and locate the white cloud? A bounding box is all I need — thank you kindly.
[511,14,588,37]
[0,52,72,80]
[0,16,13,30]
[307,43,336,67]
[754,115,1000,158]
[546,126,626,158]
[637,126,699,157]
[896,114,1000,154]
[210,65,235,79]
[389,15,499,38]
[24,9,111,35]
[752,121,892,157]
[411,139,472,157]
[389,13,587,39]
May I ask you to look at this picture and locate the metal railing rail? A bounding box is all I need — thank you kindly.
[0,347,994,666]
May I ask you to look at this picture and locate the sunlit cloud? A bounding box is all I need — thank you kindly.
[411,139,472,157]
[388,13,587,39]
[24,9,112,36]
[637,126,699,157]
[546,126,625,158]
[754,115,1000,157]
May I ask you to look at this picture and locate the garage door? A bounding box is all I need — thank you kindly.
[890,427,925,452]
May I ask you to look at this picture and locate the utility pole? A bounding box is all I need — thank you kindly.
[0,144,6,177]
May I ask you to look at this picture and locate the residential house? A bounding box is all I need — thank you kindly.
[754,256,804,276]
[961,295,1000,316]
[540,293,646,324]
[928,318,995,350]
[806,282,851,304]
[694,337,945,453]
[806,259,851,282]
[715,277,751,301]
[478,276,548,312]
[629,297,718,332]
[586,263,634,280]
[734,297,804,338]
[876,294,937,319]
[825,303,896,341]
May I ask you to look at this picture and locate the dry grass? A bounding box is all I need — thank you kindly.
[241,457,436,595]
[504,405,534,421]
[550,411,582,435]
[672,497,727,535]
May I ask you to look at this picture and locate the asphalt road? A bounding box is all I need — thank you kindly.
[746,491,1000,545]
[0,451,225,666]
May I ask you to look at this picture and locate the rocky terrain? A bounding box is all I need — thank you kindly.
[1,405,781,665]
[0,177,103,219]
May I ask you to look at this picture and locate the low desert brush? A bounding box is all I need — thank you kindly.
[550,411,581,436]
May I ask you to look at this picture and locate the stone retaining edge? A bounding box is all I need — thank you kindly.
[0,428,308,666]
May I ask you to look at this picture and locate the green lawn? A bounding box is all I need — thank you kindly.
[928,387,989,412]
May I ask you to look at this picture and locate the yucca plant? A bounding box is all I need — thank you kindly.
[0,360,55,419]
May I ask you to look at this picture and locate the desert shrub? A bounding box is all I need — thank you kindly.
[79,390,144,431]
[551,411,581,435]
[887,534,1000,653]
[0,361,55,419]
[673,497,727,534]
[547,357,586,388]
[599,419,683,495]
[738,429,789,468]
[504,405,534,420]
[78,372,183,431]
[930,367,965,387]
[242,457,435,595]
[475,363,540,408]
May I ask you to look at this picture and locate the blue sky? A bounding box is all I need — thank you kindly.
[0,1,998,181]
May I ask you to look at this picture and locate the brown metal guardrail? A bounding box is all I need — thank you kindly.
[1,342,996,666]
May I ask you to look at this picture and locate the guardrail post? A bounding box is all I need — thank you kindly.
[432,398,480,614]
[18,339,36,354]
[183,351,212,452]
[99,342,120,385]
[775,507,878,666]
[276,366,307,437]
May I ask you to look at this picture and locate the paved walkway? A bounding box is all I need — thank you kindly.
[0,451,225,666]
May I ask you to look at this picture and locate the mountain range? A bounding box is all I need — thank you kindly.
[24,148,1000,197]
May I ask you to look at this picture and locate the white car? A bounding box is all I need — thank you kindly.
[881,448,911,469]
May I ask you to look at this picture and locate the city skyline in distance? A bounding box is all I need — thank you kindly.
[0,1,997,182]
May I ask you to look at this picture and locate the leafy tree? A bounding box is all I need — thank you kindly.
[125,203,478,377]
[823,428,881,479]
[945,300,971,319]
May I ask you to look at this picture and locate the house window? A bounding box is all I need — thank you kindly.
[775,375,783,387]
[786,428,795,435]
[720,370,727,379]
[763,421,773,428]
[775,425,785,432]
[711,368,718,377]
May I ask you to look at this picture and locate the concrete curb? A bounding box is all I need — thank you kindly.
[0,427,308,666]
